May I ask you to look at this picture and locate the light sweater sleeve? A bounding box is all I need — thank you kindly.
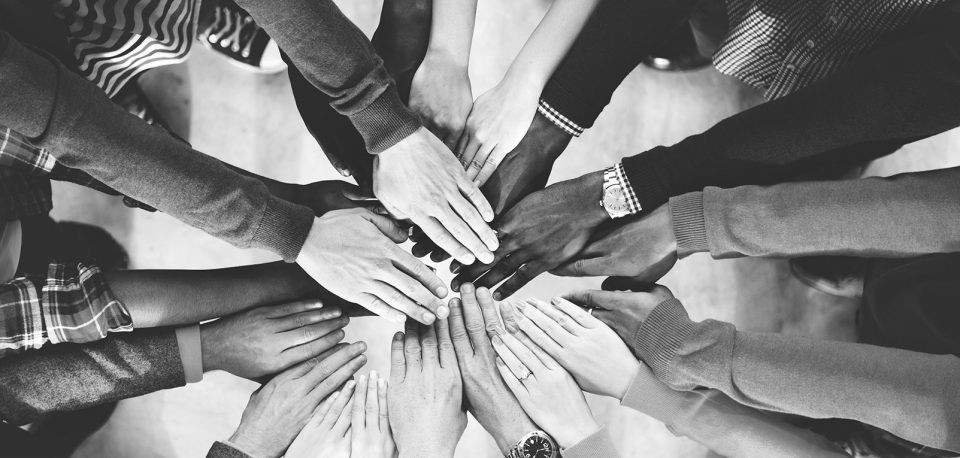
[0,32,313,262]
[633,298,960,453]
[669,167,960,259]
[620,368,848,458]
[561,426,620,458]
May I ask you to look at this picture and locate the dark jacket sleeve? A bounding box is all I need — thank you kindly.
[621,5,960,211]
[0,31,313,262]
[234,0,421,154]
[0,327,185,425]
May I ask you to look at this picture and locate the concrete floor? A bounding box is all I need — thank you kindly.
[44,1,960,456]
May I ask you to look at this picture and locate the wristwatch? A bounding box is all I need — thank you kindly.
[600,164,640,219]
[506,430,558,458]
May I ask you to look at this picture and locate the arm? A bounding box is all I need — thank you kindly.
[0,32,313,262]
[634,297,960,453]
[671,167,960,259]
[620,8,960,211]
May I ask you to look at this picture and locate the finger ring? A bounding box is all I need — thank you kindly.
[517,367,532,381]
[588,308,595,317]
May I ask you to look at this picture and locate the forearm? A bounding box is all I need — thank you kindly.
[426,0,477,67]
[622,12,960,211]
[669,167,960,259]
[233,0,420,153]
[506,0,601,88]
[0,32,313,261]
[0,327,184,424]
[621,371,847,458]
[104,262,321,328]
[635,299,960,453]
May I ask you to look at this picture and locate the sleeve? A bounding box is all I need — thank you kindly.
[632,298,960,453]
[206,441,255,458]
[668,167,960,259]
[233,0,421,153]
[561,426,620,458]
[620,369,848,458]
[0,31,314,262]
[0,261,133,358]
[620,10,960,211]
[0,326,185,425]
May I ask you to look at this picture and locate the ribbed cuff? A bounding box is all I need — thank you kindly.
[348,87,422,154]
[634,298,697,382]
[561,426,618,458]
[206,441,255,458]
[175,325,203,383]
[250,197,313,262]
[620,371,690,425]
[669,192,708,258]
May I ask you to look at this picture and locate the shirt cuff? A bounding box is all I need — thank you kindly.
[175,324,203,383]
[669,192,708,258]
[42,261,133,345]
[348,87,422,154]
[537,99,584,137]
[561,426,618,458]
[633,298,697,384]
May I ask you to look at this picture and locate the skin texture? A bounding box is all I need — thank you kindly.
[553,204,678,283]
[374,126,497,266]
[448,284,537,452]
[298,208,447,325]
[491,327,601,449]
[507,297,641,400]
[453,170,608,299]
[562,286,676,360]
[199,301,350,379]
[227,343,368,458]
[285,381,355,458]
[349,371,396,458]
[388,320,467,458]
[291,180,384,216]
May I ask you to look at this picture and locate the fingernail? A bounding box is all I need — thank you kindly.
[479,252,494,264]
[551,297,563,306]
[345,380,356,389]
[514,300,526,310]
[312,301,324,308]
[435,286,448,298]
[492,335,502,345]
[356,341,368,351]
[391,313,406,323]
[370,370,378,380]
[378,378,386,389]
[495,356,504,366]
[329,309,342,318]
[393,332,403,342]
[330,391,340,399]
[460,282,474,293]
[358,374,366,384]
[358,355,367,364]
[422,312,436,324]
[436,306,450,319]
[492,292,503,301]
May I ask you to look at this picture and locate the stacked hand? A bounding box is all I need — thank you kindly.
[388,320,467,458]
[409,51,473,150]
[453,170,608,300]
[349,371,396,458]
[290,180,383,216]
[227,343,368,457]
[285,380,356,458]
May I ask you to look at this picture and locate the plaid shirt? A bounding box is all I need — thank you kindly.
[0,260,133,358]
[0,126,154,220]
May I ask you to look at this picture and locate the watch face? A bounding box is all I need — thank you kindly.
[603,185,631,215]
[522,434,555,458]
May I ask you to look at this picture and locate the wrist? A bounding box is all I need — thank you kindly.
[552,418,602,450]
[227,430,274,458]
[198,323,220,372]
[424,46,470,70]
[578,170,609,226]
[492,415,538,453]
[502,67,546,96]
[615,360,643,401]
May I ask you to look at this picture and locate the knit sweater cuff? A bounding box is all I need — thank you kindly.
[348,87,422,154]
[561,426,618,458]
[634,298,697,382]
[620,370,690,425]
[251,198,313,262]
[206,441,255,458]
[669,192,708,258]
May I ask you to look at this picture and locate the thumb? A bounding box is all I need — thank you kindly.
[602,276,655,292]
[550,257,603,277]
[364,212,408,244]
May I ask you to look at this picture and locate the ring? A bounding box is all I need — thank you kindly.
[516,367,532,381]
[588,308,595,317]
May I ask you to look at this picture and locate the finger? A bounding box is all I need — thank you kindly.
[430,247,452,263]
[436,207,494,264]
[306,353,367,405]
[351,373,368,429]
[498,300,520,334]
[273,307,344,332]
[436,315,457,369]
[562,289,622,310]
[300,341,367,388]
[551,297,599,328]
[449,194,498,251]
[358,293,407,323]
[495,329,547,373]
[365,371,380,431]
[457,129,484,170]
[377,377,389,434]
[511,306,564,358]
[491,332,532,378]
[403,320,422,370]
[458,175,495,222]
[601,276,655,292]
[474,286,503,338]
[473,147,509,188]
[452,236,520,288]
[526,297,582,336]
[390,332,406,382]
[419,322,439,366]
[280,327,347,366]
[321,379,356,429]
[333,395,355,437]
[264,299,326,319]
[447,298,472,356]
[419,217,475,266]
[277,315,349,346]
[458,284,495,348]
[286,340,365,379]
[494,261,548,300]
[472,253,529,297]
[551,256,606,277]
[495,356,527,398]
[389,247,449,304]
[372,282,436,325]
[465,142,496,181]
[513,327,561,371]
[364,211,409,244]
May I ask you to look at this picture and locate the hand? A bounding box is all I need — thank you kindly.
[410,51,473,150]
[227,343,368,458]
[374,127,498,266]
[453,170,608,300]
[456,76,541,186]
[504,298,640,400]
[388,320,466,458]
[553,204,677,283]
[200,300,350,379]
[448,283,536,452]
[285,380,356,458]
[350,371,396,458]
[297,208,448,325]
[491,328,601,449]
[291,180,383,216]
[562,286,676,360]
